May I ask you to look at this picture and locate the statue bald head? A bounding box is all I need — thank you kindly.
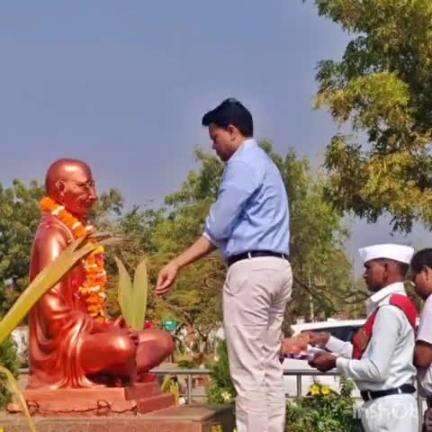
[45,159,97,219]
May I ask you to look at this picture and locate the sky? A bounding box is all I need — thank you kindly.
[0,1,427,273]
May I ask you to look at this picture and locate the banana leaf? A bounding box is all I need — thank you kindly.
[0,365,35,432]
[115,257,133,326]
[131,259,148,330]
[115,257,148,330]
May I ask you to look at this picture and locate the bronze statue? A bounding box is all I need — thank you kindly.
[28,159,174,389]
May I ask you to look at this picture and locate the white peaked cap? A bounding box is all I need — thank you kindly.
[358,243,415,265]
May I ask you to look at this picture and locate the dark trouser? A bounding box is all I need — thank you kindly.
[423,399,432,431]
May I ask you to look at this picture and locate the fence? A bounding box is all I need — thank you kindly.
[151,366,363,403]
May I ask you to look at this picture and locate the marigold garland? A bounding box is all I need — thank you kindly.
[40,196,108,322]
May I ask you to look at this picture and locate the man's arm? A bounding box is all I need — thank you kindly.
[415,298,432,368]
[156,160,259,296]
[335,306,404,382]
[306,331,353,359]
[204,160,260,244]
[155,235,216,296]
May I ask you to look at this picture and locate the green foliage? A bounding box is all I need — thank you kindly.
[286,380,360,432]
[0,180,44,315]
[175,354,197,369]
[115,257,148,330]
[206,340,236,405]
[311,0,432,231]
[0,337,19,409]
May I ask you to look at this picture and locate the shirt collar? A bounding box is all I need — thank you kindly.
[228,137,257,162]
[365,281,406,315]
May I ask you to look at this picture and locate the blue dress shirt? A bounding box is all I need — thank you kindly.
[204,138,290,259]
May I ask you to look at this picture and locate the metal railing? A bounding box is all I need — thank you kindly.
[151,366,211,404]
[150,366,352,403]
[150,366,426,431]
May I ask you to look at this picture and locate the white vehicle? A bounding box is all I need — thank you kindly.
[282,319,365,398]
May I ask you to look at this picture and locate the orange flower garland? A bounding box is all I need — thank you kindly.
[40,196,108,322]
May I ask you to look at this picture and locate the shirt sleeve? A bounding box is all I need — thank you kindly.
[204,160,260,244]
[325,336,353,358]
[336,305,404,383]
[417,297,432,344]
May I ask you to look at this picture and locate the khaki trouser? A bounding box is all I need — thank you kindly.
[223,257,292,432]
[359,393,418,432]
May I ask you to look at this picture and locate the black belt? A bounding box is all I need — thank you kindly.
[360,384,415,402]
[227,250,289,267]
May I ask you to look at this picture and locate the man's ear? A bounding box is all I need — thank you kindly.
[55,180,65,196]
[382,261,390,278]
[226,124,239,138]
[425,266,432,283]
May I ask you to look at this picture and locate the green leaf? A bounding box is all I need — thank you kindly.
[131,258,148,330]
[0,365,36,432]
[114,257,133,327]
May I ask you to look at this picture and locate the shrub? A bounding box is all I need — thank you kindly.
[286,379,361,432]
[0,337,20,409]
[206,340,236,405]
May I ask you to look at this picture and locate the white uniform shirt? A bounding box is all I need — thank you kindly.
[416,294,432,396]
[325,282,416,391]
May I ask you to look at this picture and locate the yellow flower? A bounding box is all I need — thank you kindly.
[320,385,331,396]
[309,384,321,396]
[221,390,233,401]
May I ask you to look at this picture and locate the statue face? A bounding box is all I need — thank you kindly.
[56,163,97,219]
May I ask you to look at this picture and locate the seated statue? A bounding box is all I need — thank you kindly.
[28,159,174,389]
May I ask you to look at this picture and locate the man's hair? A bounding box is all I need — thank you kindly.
[202,98,253,137]
[411,248,432,273]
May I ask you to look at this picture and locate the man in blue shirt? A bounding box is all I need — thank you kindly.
[156,98,292,432]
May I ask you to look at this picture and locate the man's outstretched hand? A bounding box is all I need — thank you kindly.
[308,352,337,372]
[156,261,179,296]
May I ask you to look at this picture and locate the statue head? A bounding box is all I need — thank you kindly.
[45,159,97,219]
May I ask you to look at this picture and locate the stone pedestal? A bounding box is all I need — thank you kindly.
[0,404,235,432]
[8,382,174,416]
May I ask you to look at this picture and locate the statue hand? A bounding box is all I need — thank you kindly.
[113,316,127,328]
[156,261,179,296]
[128,329,140,347]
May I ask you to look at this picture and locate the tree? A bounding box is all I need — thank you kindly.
[0,181,44,315]
[311,0,432,232]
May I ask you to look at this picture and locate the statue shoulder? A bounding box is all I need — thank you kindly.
[34,215,74,249]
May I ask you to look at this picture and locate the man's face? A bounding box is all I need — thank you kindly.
[59,166,97,219]
[363,260,386,291]
[208,123,235,162]
[412,267,432,300]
